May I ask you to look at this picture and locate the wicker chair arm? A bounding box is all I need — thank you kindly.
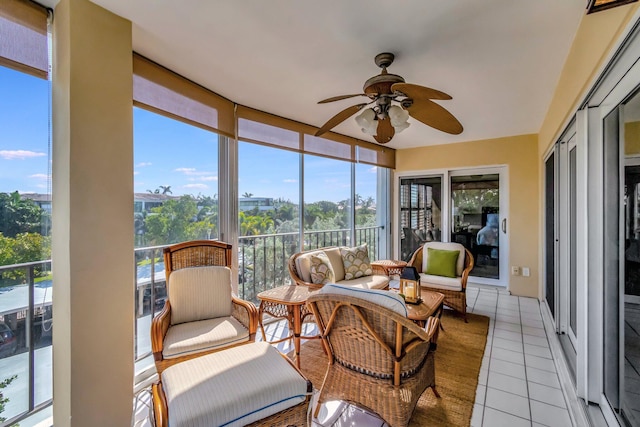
[151,301,172,360]
[231,295,258,335]
[408,246,424,274]
[287,251,328,290]
[460,248,475,290]
[425,316,440,343]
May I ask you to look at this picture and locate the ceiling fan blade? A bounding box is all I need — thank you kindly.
[374,117,395,144]
[391,83,452,100]
[406,99,463,135]
[315,103,368,137]
[318,94,369,104]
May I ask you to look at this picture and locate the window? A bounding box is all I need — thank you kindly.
[0,63,52,424]
[133,106,219,367]
[237,142,300,301]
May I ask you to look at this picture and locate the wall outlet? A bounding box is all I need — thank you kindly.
[511,266,520,276]
[522,267,530,277]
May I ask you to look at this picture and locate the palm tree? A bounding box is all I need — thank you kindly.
[159,185,172,195]
[242,192,254,198]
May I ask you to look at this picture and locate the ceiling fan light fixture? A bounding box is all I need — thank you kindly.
[355,108,377,135]
[388,105,410,133]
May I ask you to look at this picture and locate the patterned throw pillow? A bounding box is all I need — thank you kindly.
[310,252,336,285]
[340,244,373,280]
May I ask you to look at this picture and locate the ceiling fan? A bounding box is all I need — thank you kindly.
[314,52,463,144]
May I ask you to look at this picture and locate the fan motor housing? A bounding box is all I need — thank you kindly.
[363,73,405,95]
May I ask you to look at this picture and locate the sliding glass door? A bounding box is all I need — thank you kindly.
[399,176,443,261]
[449,168,507,285]
[603,91,640,427]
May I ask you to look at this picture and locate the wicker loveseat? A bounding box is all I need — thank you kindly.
[288,246,390,290]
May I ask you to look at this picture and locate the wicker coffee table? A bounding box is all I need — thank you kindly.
[390,289,445,327]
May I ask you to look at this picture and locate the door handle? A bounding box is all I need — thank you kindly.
[501,218,507,234]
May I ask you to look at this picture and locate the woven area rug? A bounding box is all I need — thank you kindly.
[298,310,490,427]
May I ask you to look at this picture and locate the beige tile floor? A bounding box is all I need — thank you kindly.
[132,285,577,427]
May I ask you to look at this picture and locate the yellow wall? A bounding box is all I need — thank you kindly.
[395,134,539,297]
[539,4,639,154]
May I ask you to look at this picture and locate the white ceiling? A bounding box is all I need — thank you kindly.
[88,0,586,149]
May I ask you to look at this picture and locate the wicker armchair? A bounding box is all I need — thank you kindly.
[307,287,440,427]
[408,242,474,322]
[151,240,258,374]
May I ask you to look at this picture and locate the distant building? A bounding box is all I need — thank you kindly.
[134,193,180,213]
[239,197,275,212]
[20,193,52,214]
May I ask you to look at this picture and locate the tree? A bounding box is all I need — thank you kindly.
[144,195,202,245]
[242,192,253,198]
[0,192,46,238]
[0,375,16,423]
[159,185,172,195]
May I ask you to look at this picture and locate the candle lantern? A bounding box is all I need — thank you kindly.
[399,266,421,304]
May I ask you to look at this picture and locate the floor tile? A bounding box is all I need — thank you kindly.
[487,371,529,397]
[492,347,525,365]
[475,385,487,404]
[494,328,524,343]
[315,400,348,426]
[490,359,527,380]
[496,314,522,325]
[494,321,522,333]
[470,404,484,427]
[523,335,549,348]
[528,382,567,408]
[530,400,572,427]
[333,404,384,427]
[482,407,531,427]
[479,367,489,385]
[522,326,546,337]
[485,388,531,420]
[526,366,561,389]
[491,337,522,353]
[524,343,552,359]
[525,354,557,373]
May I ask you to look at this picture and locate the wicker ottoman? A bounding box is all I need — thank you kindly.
[152,342,312,427]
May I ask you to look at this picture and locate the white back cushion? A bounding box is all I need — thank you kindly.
[319,283,407,317]
[422,242,465,277]
[169,266,232,325]
[296,248,346,283]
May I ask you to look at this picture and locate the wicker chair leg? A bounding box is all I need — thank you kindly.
[432,386,441,398]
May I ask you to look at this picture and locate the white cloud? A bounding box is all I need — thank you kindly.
[0,150,46,160]
[29,173,50,180]
[134,171,140,175]
[188,175,218,182]
[174,167,212,176]
[283,179,297,183]
[183,183,208,190]
[136,162,152,167]
[368,166,377,173]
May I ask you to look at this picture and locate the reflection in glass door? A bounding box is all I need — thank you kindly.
[450,174,500,280]
[603,91,640,426]
[399,176,442,261]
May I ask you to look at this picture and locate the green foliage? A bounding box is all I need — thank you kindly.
[0,232,51,282]
[0,192,48,238]
[452,189,499,213]
[0,375,17,423]
[144,195,215,245]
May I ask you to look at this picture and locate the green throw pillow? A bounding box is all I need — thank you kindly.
[425,248,459,278]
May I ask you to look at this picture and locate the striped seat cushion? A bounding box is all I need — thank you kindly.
[319,283,407,316]
[162,316,249,359]
[161,342,310,427]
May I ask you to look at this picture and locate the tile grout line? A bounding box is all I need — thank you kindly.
[519,296,534,427]
[480,288,498,426]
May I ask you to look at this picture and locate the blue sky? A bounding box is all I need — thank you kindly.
[1,65,377,203]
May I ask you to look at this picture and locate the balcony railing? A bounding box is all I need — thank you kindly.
[0,225,386,412]
[133,225,384,361]
[237,225,384,302]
